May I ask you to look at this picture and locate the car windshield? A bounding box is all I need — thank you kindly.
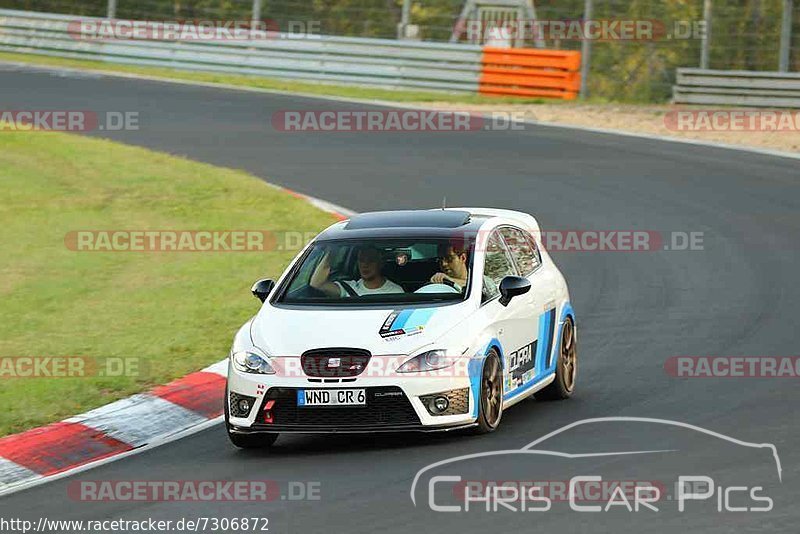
[277,237,475,306]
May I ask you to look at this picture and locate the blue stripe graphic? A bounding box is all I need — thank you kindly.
[392,309,414,329]
[543,308,556,369]
[402,309,435,330]
[534,310,548,378]
[547,302,575,374]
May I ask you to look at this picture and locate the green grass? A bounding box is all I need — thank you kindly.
[0,51,558,105]
[0,131,337,436]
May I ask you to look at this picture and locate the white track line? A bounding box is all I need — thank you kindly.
[0,416,224,498]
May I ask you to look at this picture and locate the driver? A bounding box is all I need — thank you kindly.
[430,243,498,300]
[430,243,469,290]
[310,245,404,297]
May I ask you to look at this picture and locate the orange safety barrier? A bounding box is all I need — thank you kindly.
[479,47,581,99]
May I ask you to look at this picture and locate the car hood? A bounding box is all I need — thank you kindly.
[250,302,472,356]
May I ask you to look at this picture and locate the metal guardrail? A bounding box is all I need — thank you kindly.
[0,9,482,93]
[673,68,800,108]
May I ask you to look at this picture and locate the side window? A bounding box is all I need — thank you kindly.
[499,227,541,276]
[482,231,516,302]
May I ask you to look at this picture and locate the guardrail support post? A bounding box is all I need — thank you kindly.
[398,0,411,39]
[779,0,793,71]
[700,0,712,69]
[107,0,117,19]
[252,0,263,26]
[579,0,593,99]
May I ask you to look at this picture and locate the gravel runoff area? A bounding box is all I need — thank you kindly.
[424,102,800,154]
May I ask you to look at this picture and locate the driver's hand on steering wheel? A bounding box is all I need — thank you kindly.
[430,272,452,284]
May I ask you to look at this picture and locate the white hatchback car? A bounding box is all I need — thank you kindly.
[225,208,576,448]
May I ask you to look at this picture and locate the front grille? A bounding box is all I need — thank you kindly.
[420,388,470,416]
[301,348,371,378]
[260,386,420,428]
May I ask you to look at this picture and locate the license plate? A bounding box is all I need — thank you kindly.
[297,389,366,407]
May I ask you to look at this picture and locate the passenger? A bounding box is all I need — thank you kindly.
[311,245,404,297]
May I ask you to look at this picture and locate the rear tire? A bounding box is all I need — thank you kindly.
[473,350,503,434]
[536,316,577,401]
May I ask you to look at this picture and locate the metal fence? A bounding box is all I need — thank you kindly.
[673,68,800,108]
[0,0,798,101]
[0,8,482,92]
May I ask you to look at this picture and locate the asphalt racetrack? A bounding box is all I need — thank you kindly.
[2,64,799,533]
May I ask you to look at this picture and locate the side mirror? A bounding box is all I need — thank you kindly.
[251,278,275,303]
[499,276,531,307]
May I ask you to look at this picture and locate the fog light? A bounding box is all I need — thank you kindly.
[431,396,449,414]
[420,388,468,416]
[229,392,256,417]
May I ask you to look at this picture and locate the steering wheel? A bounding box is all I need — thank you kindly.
[414,278,460,294]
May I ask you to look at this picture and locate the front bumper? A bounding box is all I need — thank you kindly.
[226,361,478,432]
[228,422,478,434]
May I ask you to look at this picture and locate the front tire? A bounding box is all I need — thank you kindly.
[536,316,577,401]
[473,350,503,434]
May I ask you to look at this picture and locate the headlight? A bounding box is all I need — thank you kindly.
[396,349,454,373]
[231,350,276,375]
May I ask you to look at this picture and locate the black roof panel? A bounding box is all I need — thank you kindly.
[345,210,470,230]
[316,210,488,242]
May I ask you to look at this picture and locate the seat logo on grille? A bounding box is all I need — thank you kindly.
[327,357,341,367]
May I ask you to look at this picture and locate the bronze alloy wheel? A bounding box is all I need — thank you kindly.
[535,316,578,401]
[477,351,503,432]
[561,317,577,393]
